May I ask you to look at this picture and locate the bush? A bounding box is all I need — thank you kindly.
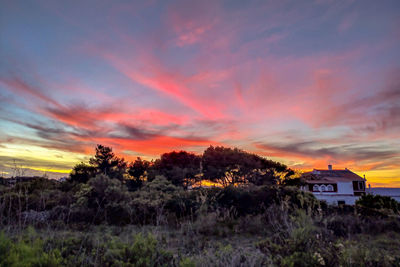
[338,233,400,266]
[68,174,132,224]
[190,243,271,267]
[325,214,362,237]
[101,233,173,266]
[165,191,200,220]
[0,230,62,267]
[257,210,337,266]
[356,194,400,215]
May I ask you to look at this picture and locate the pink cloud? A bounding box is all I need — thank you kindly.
[166,0,219,47]
[338,12,357,33]
[99,50,228,119]
[0,76,63,109]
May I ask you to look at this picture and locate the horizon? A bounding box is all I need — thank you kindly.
[0,145,397,188]
[1,0,400,187]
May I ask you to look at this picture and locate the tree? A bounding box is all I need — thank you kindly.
[127,157,151,191]
[202,146,292,187]
[150,151,201,188]
[89,145,127,180]
[69,163,96,183]
[128,157,150,179]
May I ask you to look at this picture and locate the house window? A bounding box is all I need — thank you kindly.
[313,185,319,191]
[353,181,366,191]
[327,185,334,192]
[358,181,365,190]
[320,185,326,192]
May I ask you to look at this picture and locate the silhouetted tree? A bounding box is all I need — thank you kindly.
[150,151,201,188]
[202,146,292,186]
[69,163,96,183]
[89,145,127,180]
[127,157,151,191]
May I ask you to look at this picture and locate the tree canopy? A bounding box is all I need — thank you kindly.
[151,151,201,188]
[89,145,127,180]
[127,157,151,191]
[70,163,96,184]
[202,146,292,186]
[70,144,293,188]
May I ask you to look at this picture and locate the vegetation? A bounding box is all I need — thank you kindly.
[0,145,399,266]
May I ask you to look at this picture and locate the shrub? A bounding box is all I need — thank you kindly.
[325,214,362,237]
[0,231,62,267]
[101,233,173,266]
[338,233,400,266]
[164,190,200,220]
[356,194,400,215]
[190,243,271,267]
[69,174,132,224]
[130,176,182,225]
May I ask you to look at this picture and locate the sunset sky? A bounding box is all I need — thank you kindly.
[1,0,399,186]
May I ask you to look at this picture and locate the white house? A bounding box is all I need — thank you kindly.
[301,165,366,205]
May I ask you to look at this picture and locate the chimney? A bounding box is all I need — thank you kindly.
[328,164,332,170]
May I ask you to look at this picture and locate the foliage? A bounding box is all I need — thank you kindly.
[356,193,400,215]
[101,233,174,266]
[202,146,292,186]
[68,144,296,188]
[69,163,96,183]
[127,157,151,191]
[281,176,306,186]
[337,233,400,266]
[89,144,127,180]
[0,230,62,267]
[150,151,201,188]
[71,174,132,224]
[129,176,182,225]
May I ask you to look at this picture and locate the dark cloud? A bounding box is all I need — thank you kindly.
[177,118,239,140]
[115,124,160,140]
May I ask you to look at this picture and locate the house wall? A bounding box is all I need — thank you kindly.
[304,181,360,205]
[313,194,360,205]
[337,182,353,194]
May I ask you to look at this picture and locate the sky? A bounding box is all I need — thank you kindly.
[0,0,399,186]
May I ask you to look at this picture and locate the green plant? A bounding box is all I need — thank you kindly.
[101,233,173,266]
[0,231,62,267]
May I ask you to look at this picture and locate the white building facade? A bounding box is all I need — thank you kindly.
[302,166,366,205]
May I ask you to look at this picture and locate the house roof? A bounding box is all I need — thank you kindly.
[303,169,365,184]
